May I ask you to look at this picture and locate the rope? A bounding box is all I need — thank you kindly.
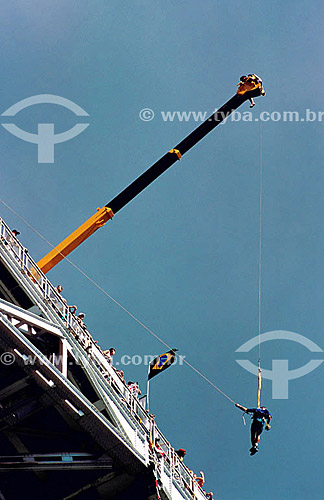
[257,366,262,408]
[257,101,264,407]
[0,199,236,406]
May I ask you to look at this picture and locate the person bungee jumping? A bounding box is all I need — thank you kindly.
[235,403,271,455]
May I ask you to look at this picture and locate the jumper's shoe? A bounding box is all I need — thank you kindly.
[250,446,258,456]
[261,90,266,96]
[250,102,256,108]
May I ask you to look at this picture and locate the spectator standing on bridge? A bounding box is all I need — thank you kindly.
[103,347,116,365]
[77,312,86,326]
[127,381,142,398]
[175,448,186,462]
[6,229,21,260]
[117,370,126,385]
[54,285,77,316]
[154,438,165,460]
[195,471,205,488]
[56,284,65,298]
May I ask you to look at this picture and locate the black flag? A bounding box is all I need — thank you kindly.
[148,349,178,381]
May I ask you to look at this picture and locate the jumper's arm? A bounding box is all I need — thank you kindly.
[235,403,248,412]
[37,83,264,274]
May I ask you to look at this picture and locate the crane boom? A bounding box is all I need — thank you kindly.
[107,89,260,214]
[37,207,113,274]
[37,80,264,274]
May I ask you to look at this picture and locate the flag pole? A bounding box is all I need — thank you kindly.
[147,362,150,412]
[147,379,150,412]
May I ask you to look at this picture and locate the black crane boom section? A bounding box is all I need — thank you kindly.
[107,89,260,214]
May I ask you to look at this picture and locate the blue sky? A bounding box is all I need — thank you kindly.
[1,1,324,498]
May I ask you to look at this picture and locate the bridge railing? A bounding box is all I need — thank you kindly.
[0,218,210,499]
[151,423,210,500]
[0,218,148,429]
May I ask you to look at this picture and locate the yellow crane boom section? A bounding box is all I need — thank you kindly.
[37,206,114,274]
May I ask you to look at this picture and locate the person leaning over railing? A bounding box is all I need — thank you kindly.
[102,347,116,365]
[153,438,165,461]
[74,313,94,354]
[4,229,21,262]
[175,448,186,462]
[195,471,205,489]
[116,370,126,385]
[76,312,86,327]
[56,284,66,302]
[127,381,142,398]
[50,284,77,321]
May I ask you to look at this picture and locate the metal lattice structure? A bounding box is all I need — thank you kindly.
[0,218,210,500]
